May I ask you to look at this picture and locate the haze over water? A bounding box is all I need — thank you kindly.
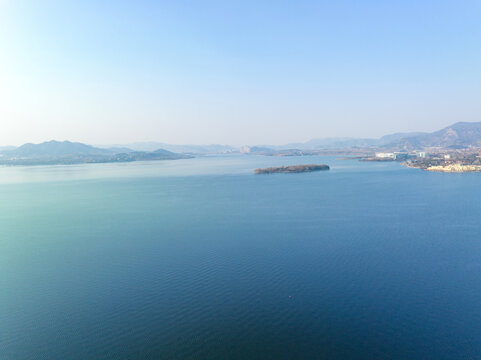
[1,156,481,359]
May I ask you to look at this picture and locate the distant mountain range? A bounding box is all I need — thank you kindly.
[1,122,480,165]
[258,122,481,151]
[0,140,191,165]
[266,132,428,150]
[385,122,481,150]
[103,142,235,154]
[7,140,111,158]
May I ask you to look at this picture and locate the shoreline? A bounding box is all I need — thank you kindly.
[402,162,481,173]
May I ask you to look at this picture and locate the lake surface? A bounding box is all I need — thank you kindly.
[1,155,481,359]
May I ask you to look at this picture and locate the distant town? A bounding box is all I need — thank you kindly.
[358,150,481,172]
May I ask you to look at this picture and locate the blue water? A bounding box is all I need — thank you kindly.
[1,156,481,359]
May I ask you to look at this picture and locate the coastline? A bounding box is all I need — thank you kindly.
[402,162,481,173]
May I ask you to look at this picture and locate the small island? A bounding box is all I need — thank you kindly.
[254,164,330,174]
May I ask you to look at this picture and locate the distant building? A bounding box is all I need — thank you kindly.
[444,154,451,160]
[375,152,395,159]
[417,152,427,158]
[393,152,409,160]
[240,146,251,154]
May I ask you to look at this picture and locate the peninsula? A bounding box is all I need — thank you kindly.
[254,164,330,174]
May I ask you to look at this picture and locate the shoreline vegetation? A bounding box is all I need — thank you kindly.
[254,164,330,174]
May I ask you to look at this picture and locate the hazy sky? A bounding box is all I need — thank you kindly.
[1,0,480,146]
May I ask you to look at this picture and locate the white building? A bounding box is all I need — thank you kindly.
[240,146,251,154]
[375,152,395,159]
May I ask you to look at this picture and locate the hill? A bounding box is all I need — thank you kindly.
[378,132,426,145]
[6,140,111,158]
[0,140,191,165]
[387,122,481,150]
[271,132,425,150]
[271,123,481,151]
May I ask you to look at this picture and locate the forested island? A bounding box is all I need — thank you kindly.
[254,164,330,174]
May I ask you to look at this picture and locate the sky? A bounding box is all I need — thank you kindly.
[1,0,480,146]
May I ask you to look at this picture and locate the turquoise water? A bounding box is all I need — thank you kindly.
[1,156,481,359]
